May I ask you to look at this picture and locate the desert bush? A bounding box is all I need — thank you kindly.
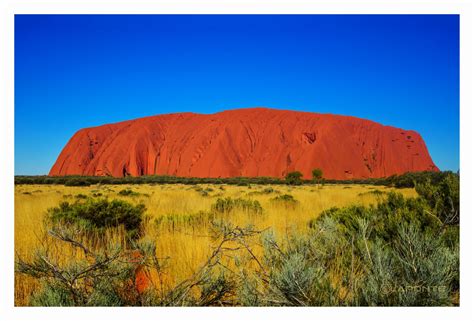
[358,189,385,196]
[247,187,279,197]
[16,228,163,306]
[357,222,458,306]
[252,212,458,306]
[312,192,443,243]
[199,187,214,197]
[192,185,214,196]
[385,170,457,188]
[267,252,331,305]
[211,197,263,215]
[64,178,91,187]
[262,187,275,194]
[29,282,76,306]
[257,232,338,306]
[415,172,459,225]
[17,220,263,306]
[118,188,140,196]
[270,194,299,208]
[306,190,458,306]
[47,198,146,239]
[238,179,460,307]
[312,168,324,186]
[285,171,303,185]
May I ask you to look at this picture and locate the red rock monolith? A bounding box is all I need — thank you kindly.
[49,107,438,179]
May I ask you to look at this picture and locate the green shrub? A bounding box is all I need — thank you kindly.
[386,171,456,188]
[30,282,76,306]
[18,237,138,306]
[357,223,458,306]
[118,189,139,196]
[263,247,336,306]
[415,172,459,225]
[64,179,91,187]
[237,230,342,306]
[248,187,279,197]
[313,192,444,242]
[195,187,213,197]
[303,186,459,306]
[47,198,146,239]
[211,197,263,215]
[260,199,458,306]
[358,189,385,196]
[285,171,303,185]
[270,194,299,208]
[312,168,324,186]
[262,187,275,194]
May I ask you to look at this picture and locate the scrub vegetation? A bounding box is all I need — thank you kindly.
[15,171,459,306]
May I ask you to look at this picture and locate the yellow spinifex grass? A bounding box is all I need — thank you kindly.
[14,183,417,306]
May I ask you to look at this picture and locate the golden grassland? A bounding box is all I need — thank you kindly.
[15,183,417,306]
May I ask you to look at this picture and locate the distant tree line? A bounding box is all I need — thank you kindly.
[15,170,457,188]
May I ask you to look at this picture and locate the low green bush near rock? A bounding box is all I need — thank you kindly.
[47,198,146,239]
[64,178,91,187]
[211,197,263,215]
[118,188,140,196]
[270,194,299,208]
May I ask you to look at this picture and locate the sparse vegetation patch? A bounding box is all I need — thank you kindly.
[46,198,146,239]
[211,197,263,215]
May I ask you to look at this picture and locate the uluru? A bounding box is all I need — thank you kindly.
[49,107,439,180]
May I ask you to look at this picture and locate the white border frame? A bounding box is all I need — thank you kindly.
[1,1,472,320]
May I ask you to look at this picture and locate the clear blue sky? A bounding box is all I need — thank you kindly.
[15,15,459,175]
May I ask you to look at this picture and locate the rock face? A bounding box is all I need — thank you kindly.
[49,107,438,179]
